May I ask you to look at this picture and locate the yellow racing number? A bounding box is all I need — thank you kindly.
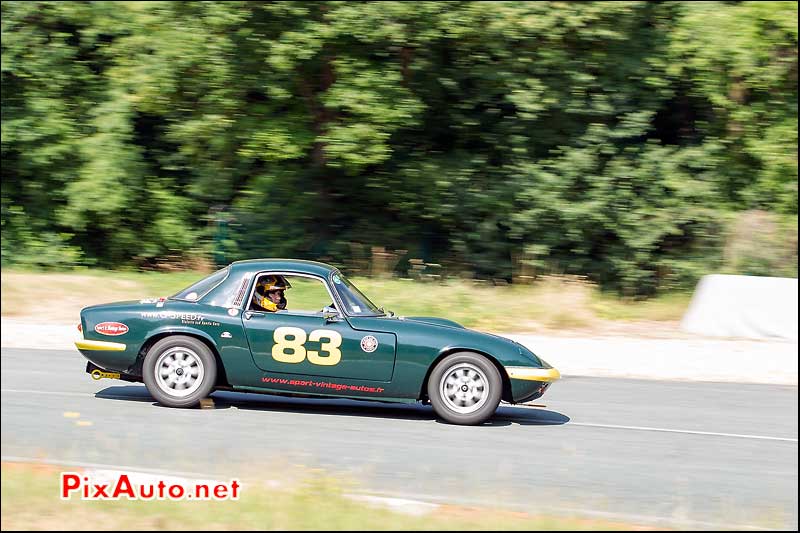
[272,327,343,366]
[272,326,306,363]
[306,329,342,366]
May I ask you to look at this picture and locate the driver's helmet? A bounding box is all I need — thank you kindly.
[254,275,291,311]
[257,275,291,292]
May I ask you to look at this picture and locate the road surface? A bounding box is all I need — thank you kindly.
[1,347,796,529]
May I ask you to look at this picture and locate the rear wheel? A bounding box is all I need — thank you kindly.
[143,336,216,408]
[427,352,502,425]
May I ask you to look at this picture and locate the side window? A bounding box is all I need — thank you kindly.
[249,274,333,315]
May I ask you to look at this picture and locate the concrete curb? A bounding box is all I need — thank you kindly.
[506,334,798,386]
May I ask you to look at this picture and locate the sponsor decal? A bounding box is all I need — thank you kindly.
[221,332,232,339]
[95,322,129,336]
[261,376,385,394]
[227,308,239,317]
[140,297,167,307]
[360,335,379,353]
[141,311,204,320]
[139,311,219,327]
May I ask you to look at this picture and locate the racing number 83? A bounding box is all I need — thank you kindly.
[272,327,342,366]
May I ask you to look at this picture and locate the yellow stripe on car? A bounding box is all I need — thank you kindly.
[506,366,561,382]
[75,339,127,351]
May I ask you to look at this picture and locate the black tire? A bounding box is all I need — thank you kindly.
[427,352,502,425]
[142,335,217,408]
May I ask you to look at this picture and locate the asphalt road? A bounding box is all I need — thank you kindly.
[1,348,797,530]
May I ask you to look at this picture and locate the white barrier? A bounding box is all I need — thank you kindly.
[681,274,798,341]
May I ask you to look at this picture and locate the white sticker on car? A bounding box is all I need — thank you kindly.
[360,335,379,353]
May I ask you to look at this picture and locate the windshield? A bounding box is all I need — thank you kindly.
[330,272,383,316]
[170,267,229,302]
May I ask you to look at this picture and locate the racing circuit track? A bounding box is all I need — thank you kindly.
[1,347,797,530]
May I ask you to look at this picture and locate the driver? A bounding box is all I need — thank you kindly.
[252,275,290,312]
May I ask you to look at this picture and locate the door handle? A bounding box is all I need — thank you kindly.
[244,311,253,320]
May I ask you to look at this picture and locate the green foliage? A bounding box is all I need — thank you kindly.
[511,140,726,295]
[2,1,797,292]
[668,1,798,213]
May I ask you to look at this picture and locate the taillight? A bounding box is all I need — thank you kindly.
[77,323,82,333]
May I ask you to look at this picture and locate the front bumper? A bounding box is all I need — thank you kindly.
[505,366,561,382]
[505,366,561,403]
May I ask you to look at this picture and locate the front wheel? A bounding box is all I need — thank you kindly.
[143,336,217,408]
[427,352,502,425]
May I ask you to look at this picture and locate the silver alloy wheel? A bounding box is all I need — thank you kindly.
[438,362,489,414]
[154,347,205,398]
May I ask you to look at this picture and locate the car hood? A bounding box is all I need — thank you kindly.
[399,316,465,329]
[348,314,544,367]
[398,317,524,347]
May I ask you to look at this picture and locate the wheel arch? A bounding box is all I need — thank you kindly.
[136,330,230,387]
[419,348,512,403]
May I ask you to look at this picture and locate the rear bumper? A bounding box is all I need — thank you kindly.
[75,335,137,373]
[75,339,126,351]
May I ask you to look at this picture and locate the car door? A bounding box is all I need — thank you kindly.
[243,310,396,382]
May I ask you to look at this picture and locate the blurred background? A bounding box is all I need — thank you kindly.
[1,3,798,530]
[1,0,797,298]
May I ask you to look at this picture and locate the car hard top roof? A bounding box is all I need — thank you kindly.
[229,258,338,278]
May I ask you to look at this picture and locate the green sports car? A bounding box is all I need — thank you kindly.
[76,259,560,425]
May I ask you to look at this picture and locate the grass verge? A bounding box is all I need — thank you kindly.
[1,269,691,332]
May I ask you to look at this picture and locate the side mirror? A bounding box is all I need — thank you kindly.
[323,310,341,323]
